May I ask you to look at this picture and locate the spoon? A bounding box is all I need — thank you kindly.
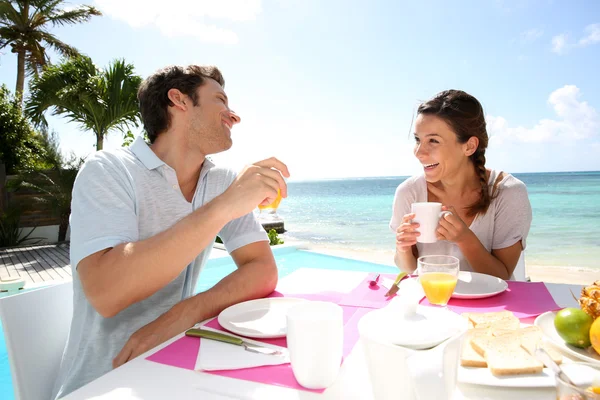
[534,346,576,386]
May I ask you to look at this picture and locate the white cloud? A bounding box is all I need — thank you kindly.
[487,85,599,144]
[93,0,262,44]
[520,28,543,43]
[551,23,600,54]
[551,34,568,54]
[579,23,600,46]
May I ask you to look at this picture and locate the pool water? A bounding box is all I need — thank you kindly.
[0,248,396,398]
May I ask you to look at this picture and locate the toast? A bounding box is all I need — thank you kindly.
[460,328,488,367]
[486,347,544,376]
[460,311,562,376]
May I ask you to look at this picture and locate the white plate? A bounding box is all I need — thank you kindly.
[458,365,558,388]
[217,297,307,339]
[452,271,508,299]
[534,311,600,366]
[458,321,576,388]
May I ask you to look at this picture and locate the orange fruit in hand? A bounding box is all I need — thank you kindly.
[590,317,600,355]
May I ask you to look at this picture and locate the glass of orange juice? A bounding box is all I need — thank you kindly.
[258,189,283,221]
[417,255,459,307]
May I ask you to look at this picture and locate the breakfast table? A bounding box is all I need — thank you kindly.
[63,268,584,400]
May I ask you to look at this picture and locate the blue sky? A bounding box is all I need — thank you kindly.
[1,0,599,179]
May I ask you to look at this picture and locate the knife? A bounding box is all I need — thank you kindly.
[384,272,408,297]
[185,328,286,357]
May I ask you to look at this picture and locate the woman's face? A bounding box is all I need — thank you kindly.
[413,114,473,183]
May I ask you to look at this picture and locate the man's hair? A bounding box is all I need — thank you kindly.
[137,65,225,143]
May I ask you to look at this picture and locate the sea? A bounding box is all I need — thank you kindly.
[273,171,600,270]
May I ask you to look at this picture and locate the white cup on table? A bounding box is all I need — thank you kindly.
[286,301,343,389]
[411,202,452,243]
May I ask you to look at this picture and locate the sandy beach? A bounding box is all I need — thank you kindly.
[282,239,598,286]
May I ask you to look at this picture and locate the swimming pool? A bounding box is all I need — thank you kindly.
[0,246,397,399]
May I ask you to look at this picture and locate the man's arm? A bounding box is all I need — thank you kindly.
[112,240,277,367]
[78,197,232,318]
[79,157,289,318]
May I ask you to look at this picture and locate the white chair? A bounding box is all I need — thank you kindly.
[0,281,73,400]
[512,251,529,282]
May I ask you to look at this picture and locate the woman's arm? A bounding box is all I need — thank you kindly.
[454,231,522,279]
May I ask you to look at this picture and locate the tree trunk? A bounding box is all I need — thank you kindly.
[58,213,69,242]
[15,50,26,106]
[96,133,104,151]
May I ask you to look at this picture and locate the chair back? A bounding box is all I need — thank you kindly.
[0,281,73,400]
[512,252,528,282]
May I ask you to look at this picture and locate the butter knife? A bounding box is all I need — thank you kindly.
[185,328,286,357]
[384,272,408,297]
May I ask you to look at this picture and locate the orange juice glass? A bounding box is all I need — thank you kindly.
[258,188,282,210]
[417,255,459,306]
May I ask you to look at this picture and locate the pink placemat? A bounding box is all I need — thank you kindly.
[338,274,397,308]
[420,281,561,319]
[146,300,371,393]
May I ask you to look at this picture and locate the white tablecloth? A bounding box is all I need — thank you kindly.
[63,268,583,400]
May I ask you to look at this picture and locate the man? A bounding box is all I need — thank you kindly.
[52,65,289,398]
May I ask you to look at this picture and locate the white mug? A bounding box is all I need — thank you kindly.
[286,301,343,389]
[411,202,452,243]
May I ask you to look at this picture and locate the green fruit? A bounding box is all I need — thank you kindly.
[554,308,593,348]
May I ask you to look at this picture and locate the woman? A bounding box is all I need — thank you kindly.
[390,90,532,280]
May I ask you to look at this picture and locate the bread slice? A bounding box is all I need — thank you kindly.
[462,313,475,329]
[471,334,521,358]
[460,329,488,367]
[467,311,515,327]
[517,326,563,365]
[486,347,544,376]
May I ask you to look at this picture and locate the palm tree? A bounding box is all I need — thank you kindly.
[25,55,142,150]
[0,0,101,104]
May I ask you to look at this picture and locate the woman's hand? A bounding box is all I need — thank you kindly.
[396,213,420,253]
[436,206,474,244]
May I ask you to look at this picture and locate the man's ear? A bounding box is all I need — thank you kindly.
[464,136,479,157]
[167,89,188,111]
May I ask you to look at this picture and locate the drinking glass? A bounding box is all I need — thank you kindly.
[556,362,600,400]
[417,255,459,306]
[258,189,283,221]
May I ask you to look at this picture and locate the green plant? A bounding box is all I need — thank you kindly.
[0,205,41,247]
[26,55,143,150]
[267,229,284,246]
[215,236,223,244]
[8,156,83,241]
[0,0,101,103]
[0,85,52,174]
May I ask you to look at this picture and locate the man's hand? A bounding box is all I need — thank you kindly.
[113,307,192,369]
[220,157,290,220]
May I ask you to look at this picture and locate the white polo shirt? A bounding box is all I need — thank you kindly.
[52,137,268,399]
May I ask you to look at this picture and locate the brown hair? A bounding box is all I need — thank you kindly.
[417,89,493,217]
[137,65,225,143]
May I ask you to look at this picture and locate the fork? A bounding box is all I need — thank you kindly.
[185,328,286,356]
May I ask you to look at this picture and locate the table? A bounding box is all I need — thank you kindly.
[64,268,583,400]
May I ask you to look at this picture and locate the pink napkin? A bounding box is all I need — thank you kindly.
[147,299,370,393]
[337,274,397,308]
[420,281,561,319]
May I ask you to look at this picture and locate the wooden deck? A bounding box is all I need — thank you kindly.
[0,242,72,285]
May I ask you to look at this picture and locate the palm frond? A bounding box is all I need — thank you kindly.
[0,1,21,27]
[39,31,79,57]
[48,5,101,26]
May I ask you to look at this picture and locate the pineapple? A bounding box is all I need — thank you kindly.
[579,281,600,320]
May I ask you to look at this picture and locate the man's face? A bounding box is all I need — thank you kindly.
[186,78,240,155]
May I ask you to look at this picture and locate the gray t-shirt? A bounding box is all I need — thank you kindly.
[389,170,532,280]
[52,137,268,399]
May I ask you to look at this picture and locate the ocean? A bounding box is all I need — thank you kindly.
[274,171,600,269]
